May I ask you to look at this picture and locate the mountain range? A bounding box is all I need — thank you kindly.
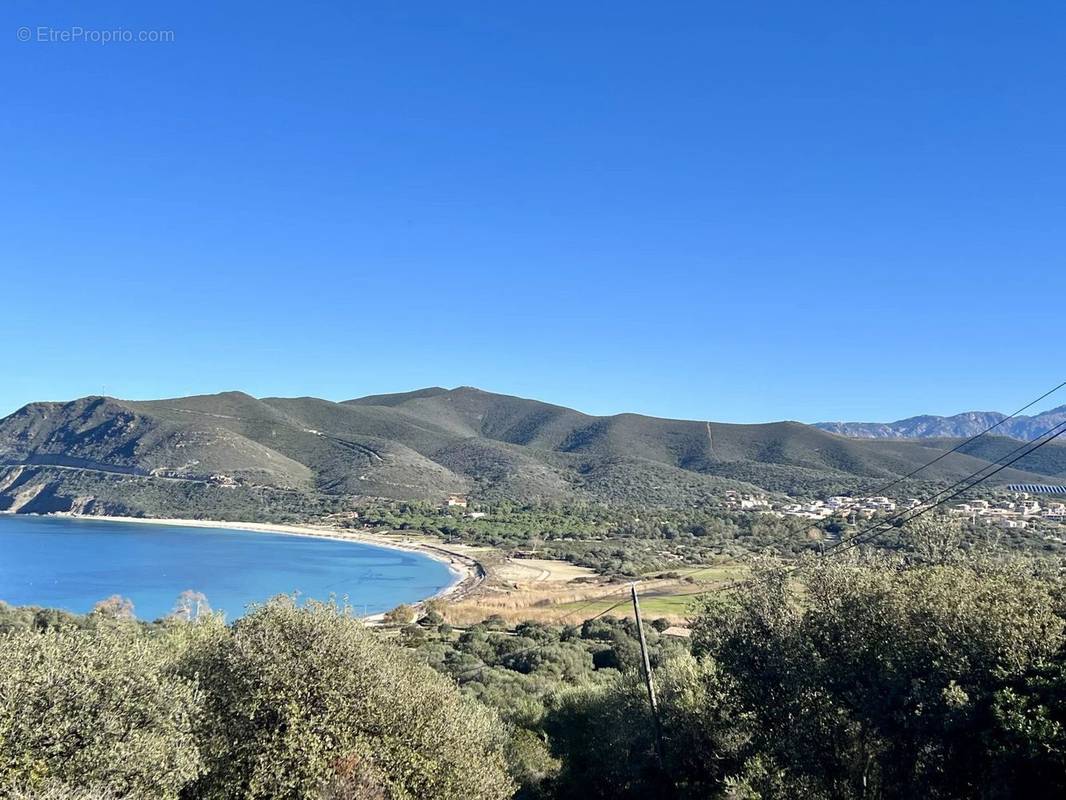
[1,387,1063,519]
[815,406,1066,441]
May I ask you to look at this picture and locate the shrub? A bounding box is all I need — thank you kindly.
[0,625,202,798]
[2,783,124,800]
[382,603,415,625]
[177,597,514,800]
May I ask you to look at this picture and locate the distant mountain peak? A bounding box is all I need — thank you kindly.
[814,405,1066,441]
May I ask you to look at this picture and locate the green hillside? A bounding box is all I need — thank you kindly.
[1,386,1061,519]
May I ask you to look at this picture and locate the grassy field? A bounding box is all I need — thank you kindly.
[445,559,749,626]
[554,592,698,619]
[550,564,749,620]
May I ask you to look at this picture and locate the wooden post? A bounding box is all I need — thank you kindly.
[631,583,666,768]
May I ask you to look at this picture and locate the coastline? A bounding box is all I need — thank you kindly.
[4,511,485,613]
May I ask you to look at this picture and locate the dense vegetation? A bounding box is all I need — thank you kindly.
[353,499,830,574]
[0,599,513,800]
[389,532,1066,798]
[3,520,1066,798]
[352,499,1066,574]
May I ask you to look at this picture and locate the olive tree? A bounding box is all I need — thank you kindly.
[691,554,1066,799]
[3,783,123,800]
[177,597,514,800]
[0,625,202,797]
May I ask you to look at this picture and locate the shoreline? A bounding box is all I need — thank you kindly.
[2,511,486,615]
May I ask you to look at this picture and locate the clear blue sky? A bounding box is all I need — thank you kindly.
[2,2,1063,423]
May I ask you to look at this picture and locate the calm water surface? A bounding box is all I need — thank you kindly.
[0,514,454,620]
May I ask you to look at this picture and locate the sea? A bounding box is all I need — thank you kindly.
[0,514,454,620]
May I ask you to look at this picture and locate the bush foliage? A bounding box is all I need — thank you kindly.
[3,520,1066,799]
[0,600,513,800]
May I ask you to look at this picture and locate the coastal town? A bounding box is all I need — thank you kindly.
[723,488,1066,529]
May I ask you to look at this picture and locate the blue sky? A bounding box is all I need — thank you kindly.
[1,2,1063,423]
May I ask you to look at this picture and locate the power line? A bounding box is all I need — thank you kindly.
[450,420,1066,683]
[821,420,1066,558]
[822,418,1066,558]
[449,382,1066,682]
[684,418,1066,600]
[441,393,1066,798]
[586,597,630,621]
[683,378,1065,580]
[845,379,1066,499]
[170,379,1066,593]
[559,583,631,621]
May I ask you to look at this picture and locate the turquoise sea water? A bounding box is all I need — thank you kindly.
[0,514,454,620]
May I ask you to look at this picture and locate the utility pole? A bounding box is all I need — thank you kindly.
[631,583,666,769]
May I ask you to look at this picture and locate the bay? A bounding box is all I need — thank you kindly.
[0,514,454,620]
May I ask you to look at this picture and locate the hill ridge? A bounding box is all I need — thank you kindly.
[2,387,1064,518]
